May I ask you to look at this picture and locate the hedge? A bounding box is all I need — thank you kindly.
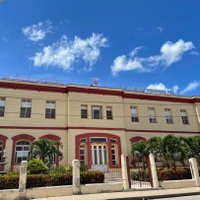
[158,168,191,181]
[0,171,104,190]
[131,168,192,181]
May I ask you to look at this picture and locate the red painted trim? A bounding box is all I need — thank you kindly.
[0,125,200,134]
[67,86,124,97]
[11,134,35,170]
[0,126,67,130]
[125,129,200,134]
[87,142,92,169]
[68,126,125,131]
[39,134,61,141]
[130,136,146,143]
[0,80,200,103]
[0,81,66,93]
[0,135,8,164]
[0,135,7,149]
[75,133,121,168]
[126,156,131,189]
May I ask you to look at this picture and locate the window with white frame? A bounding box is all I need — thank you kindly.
[130,106,139,122]
[148,107,157,123]
[0,98,5,117]
[79,144,86,164]
[111,145,118,166]
[45,101,56,119]
[106,106,113,120]
[165,108,173,124]
[180,109,189,125]
[92,106,103,119]
[14,141,30,164]
[81,105,88,119]
[20,99,31,118]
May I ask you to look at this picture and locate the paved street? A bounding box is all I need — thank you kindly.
[155,195,200,200]
[35,187,200,200]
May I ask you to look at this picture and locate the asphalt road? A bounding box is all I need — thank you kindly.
[154,195,200,200]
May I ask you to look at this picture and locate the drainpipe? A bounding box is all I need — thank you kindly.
[67,92,70,166]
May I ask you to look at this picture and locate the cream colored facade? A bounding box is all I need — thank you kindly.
[0,79,200,171]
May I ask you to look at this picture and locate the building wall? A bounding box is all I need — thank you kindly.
[123,98,200,132]
[1,130,67,170]
[0,88,68,127]
[0,80,200,169]
[68,92,125,129]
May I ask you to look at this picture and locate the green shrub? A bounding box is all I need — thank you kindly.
[131,169,150,182]
[0,174,19,189]
[80,163,88,172]
[131,167,192,181]
[49,166,67,174]
[0,171,104,190]
[26,173,72,188]
[158,167,191,181]
[28,159,49,174]
[80,171,104,184]
[66,166,72,173]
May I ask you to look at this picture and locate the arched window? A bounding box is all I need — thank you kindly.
[130,136,146,144]
[14,141,30,164]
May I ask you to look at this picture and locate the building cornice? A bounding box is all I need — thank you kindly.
[0,80,200,103]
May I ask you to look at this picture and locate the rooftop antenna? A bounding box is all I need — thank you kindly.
[91,78,100,87]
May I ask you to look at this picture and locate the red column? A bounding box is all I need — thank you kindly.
[87,142,92,169]
[117,141,122,168]
[108,142,112,168]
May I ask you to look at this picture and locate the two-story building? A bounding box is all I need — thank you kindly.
[0,79,200,171]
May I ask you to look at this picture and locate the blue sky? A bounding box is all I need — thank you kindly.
[0,0,200,96]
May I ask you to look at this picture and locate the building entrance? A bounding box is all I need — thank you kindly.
[91,144,108,172]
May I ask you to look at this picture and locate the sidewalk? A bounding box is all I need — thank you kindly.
[36,187,200,200]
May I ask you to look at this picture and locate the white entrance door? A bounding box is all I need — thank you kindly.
[91,145,108,172]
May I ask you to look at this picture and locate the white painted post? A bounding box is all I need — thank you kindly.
[121,154,129,190]
[149,153,159,188]
[72,159,81,194]
[189,158,200,187]
[19,161,28,198]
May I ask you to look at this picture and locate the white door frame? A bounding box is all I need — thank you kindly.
[91,144,108,172]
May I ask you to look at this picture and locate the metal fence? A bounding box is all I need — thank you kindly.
[104,168,122,183]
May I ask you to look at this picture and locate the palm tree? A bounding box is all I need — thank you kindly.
[30,139,63,167]
[131,140,149,169]
[162,135,185,169]
[186,136,200,164]
[178,136,191,165]
[147,137,163,160]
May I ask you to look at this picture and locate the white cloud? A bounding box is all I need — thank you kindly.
[22,21,52,42]
[111,39,194,75]
[146,83,179,94]
[158,39,194,66]
[31,33,107,71]
[180,81,200,95]
[111,55,144,76]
